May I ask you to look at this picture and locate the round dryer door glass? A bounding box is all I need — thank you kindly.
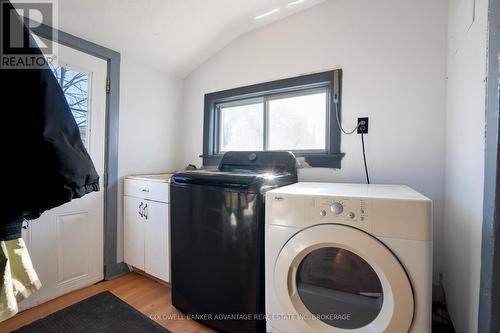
[296,247,383,329]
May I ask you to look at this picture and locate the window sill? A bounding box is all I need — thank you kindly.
[201,152,345,168]
[297,153,345,168]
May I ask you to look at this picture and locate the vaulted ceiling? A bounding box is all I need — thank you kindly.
[56,0,326,77]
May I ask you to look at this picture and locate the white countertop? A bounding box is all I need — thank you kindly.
[126,173,174,183]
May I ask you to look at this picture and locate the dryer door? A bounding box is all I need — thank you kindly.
[274,224,414,333]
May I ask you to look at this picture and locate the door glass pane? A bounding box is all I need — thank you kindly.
[268,90,327,150]
[50,65,90,148]
[296,247,383,329]
[218,101,263,152]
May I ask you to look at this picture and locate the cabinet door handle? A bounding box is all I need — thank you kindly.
[138,202,144,217]
[140,188,149,192]
[144,203,148,220]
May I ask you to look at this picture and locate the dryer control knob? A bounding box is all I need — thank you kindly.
[319,210,326,217]
[330,202,344,215]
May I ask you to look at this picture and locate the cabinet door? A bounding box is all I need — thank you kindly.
[144,200,169,282]
[124,196,145,270]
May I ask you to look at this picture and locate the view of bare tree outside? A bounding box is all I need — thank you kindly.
[50,65,90,147]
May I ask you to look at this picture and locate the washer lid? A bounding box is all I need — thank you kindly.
[274,224,414,333]
[172,169,259,188]
[172,151,298,190]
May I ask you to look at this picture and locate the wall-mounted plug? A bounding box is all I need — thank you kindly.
[357,117,369,134]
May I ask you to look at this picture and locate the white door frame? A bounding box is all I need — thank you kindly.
[31,22,129,280]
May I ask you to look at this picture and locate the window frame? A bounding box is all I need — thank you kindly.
[202,69,344,167]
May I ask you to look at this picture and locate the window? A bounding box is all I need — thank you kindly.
[216,88,327,153]
[218,98,264,151]
[203,70,344,167]
[50,64,90,148]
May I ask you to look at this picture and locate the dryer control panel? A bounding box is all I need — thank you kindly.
[307,196,372,232]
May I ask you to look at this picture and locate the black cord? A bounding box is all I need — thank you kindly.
[361,133,370,184]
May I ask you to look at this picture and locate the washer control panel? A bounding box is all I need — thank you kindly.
[330,202,344,215]
[307,196,371,230]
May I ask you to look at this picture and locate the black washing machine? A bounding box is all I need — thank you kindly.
[170,151,297,333]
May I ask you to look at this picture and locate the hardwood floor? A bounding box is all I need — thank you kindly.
[1,272,452,333]
[0,272,215,333]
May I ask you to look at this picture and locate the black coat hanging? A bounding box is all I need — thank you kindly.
[0,0,100,240]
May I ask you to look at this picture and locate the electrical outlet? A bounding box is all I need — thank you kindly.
[357,117,369,134]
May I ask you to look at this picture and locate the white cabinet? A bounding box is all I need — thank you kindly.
[124,196,145,270]
[144,200,169,279]
[124,175,171,282]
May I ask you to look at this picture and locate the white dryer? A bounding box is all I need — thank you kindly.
[265,183,432,333]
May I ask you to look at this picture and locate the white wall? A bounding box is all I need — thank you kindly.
[116,55,184,262]
[442,0,488,331]
[181,0,448,281]
[57,9,185,264]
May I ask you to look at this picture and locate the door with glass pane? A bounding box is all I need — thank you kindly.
[20,42,107,310]
[274,224,414,333]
